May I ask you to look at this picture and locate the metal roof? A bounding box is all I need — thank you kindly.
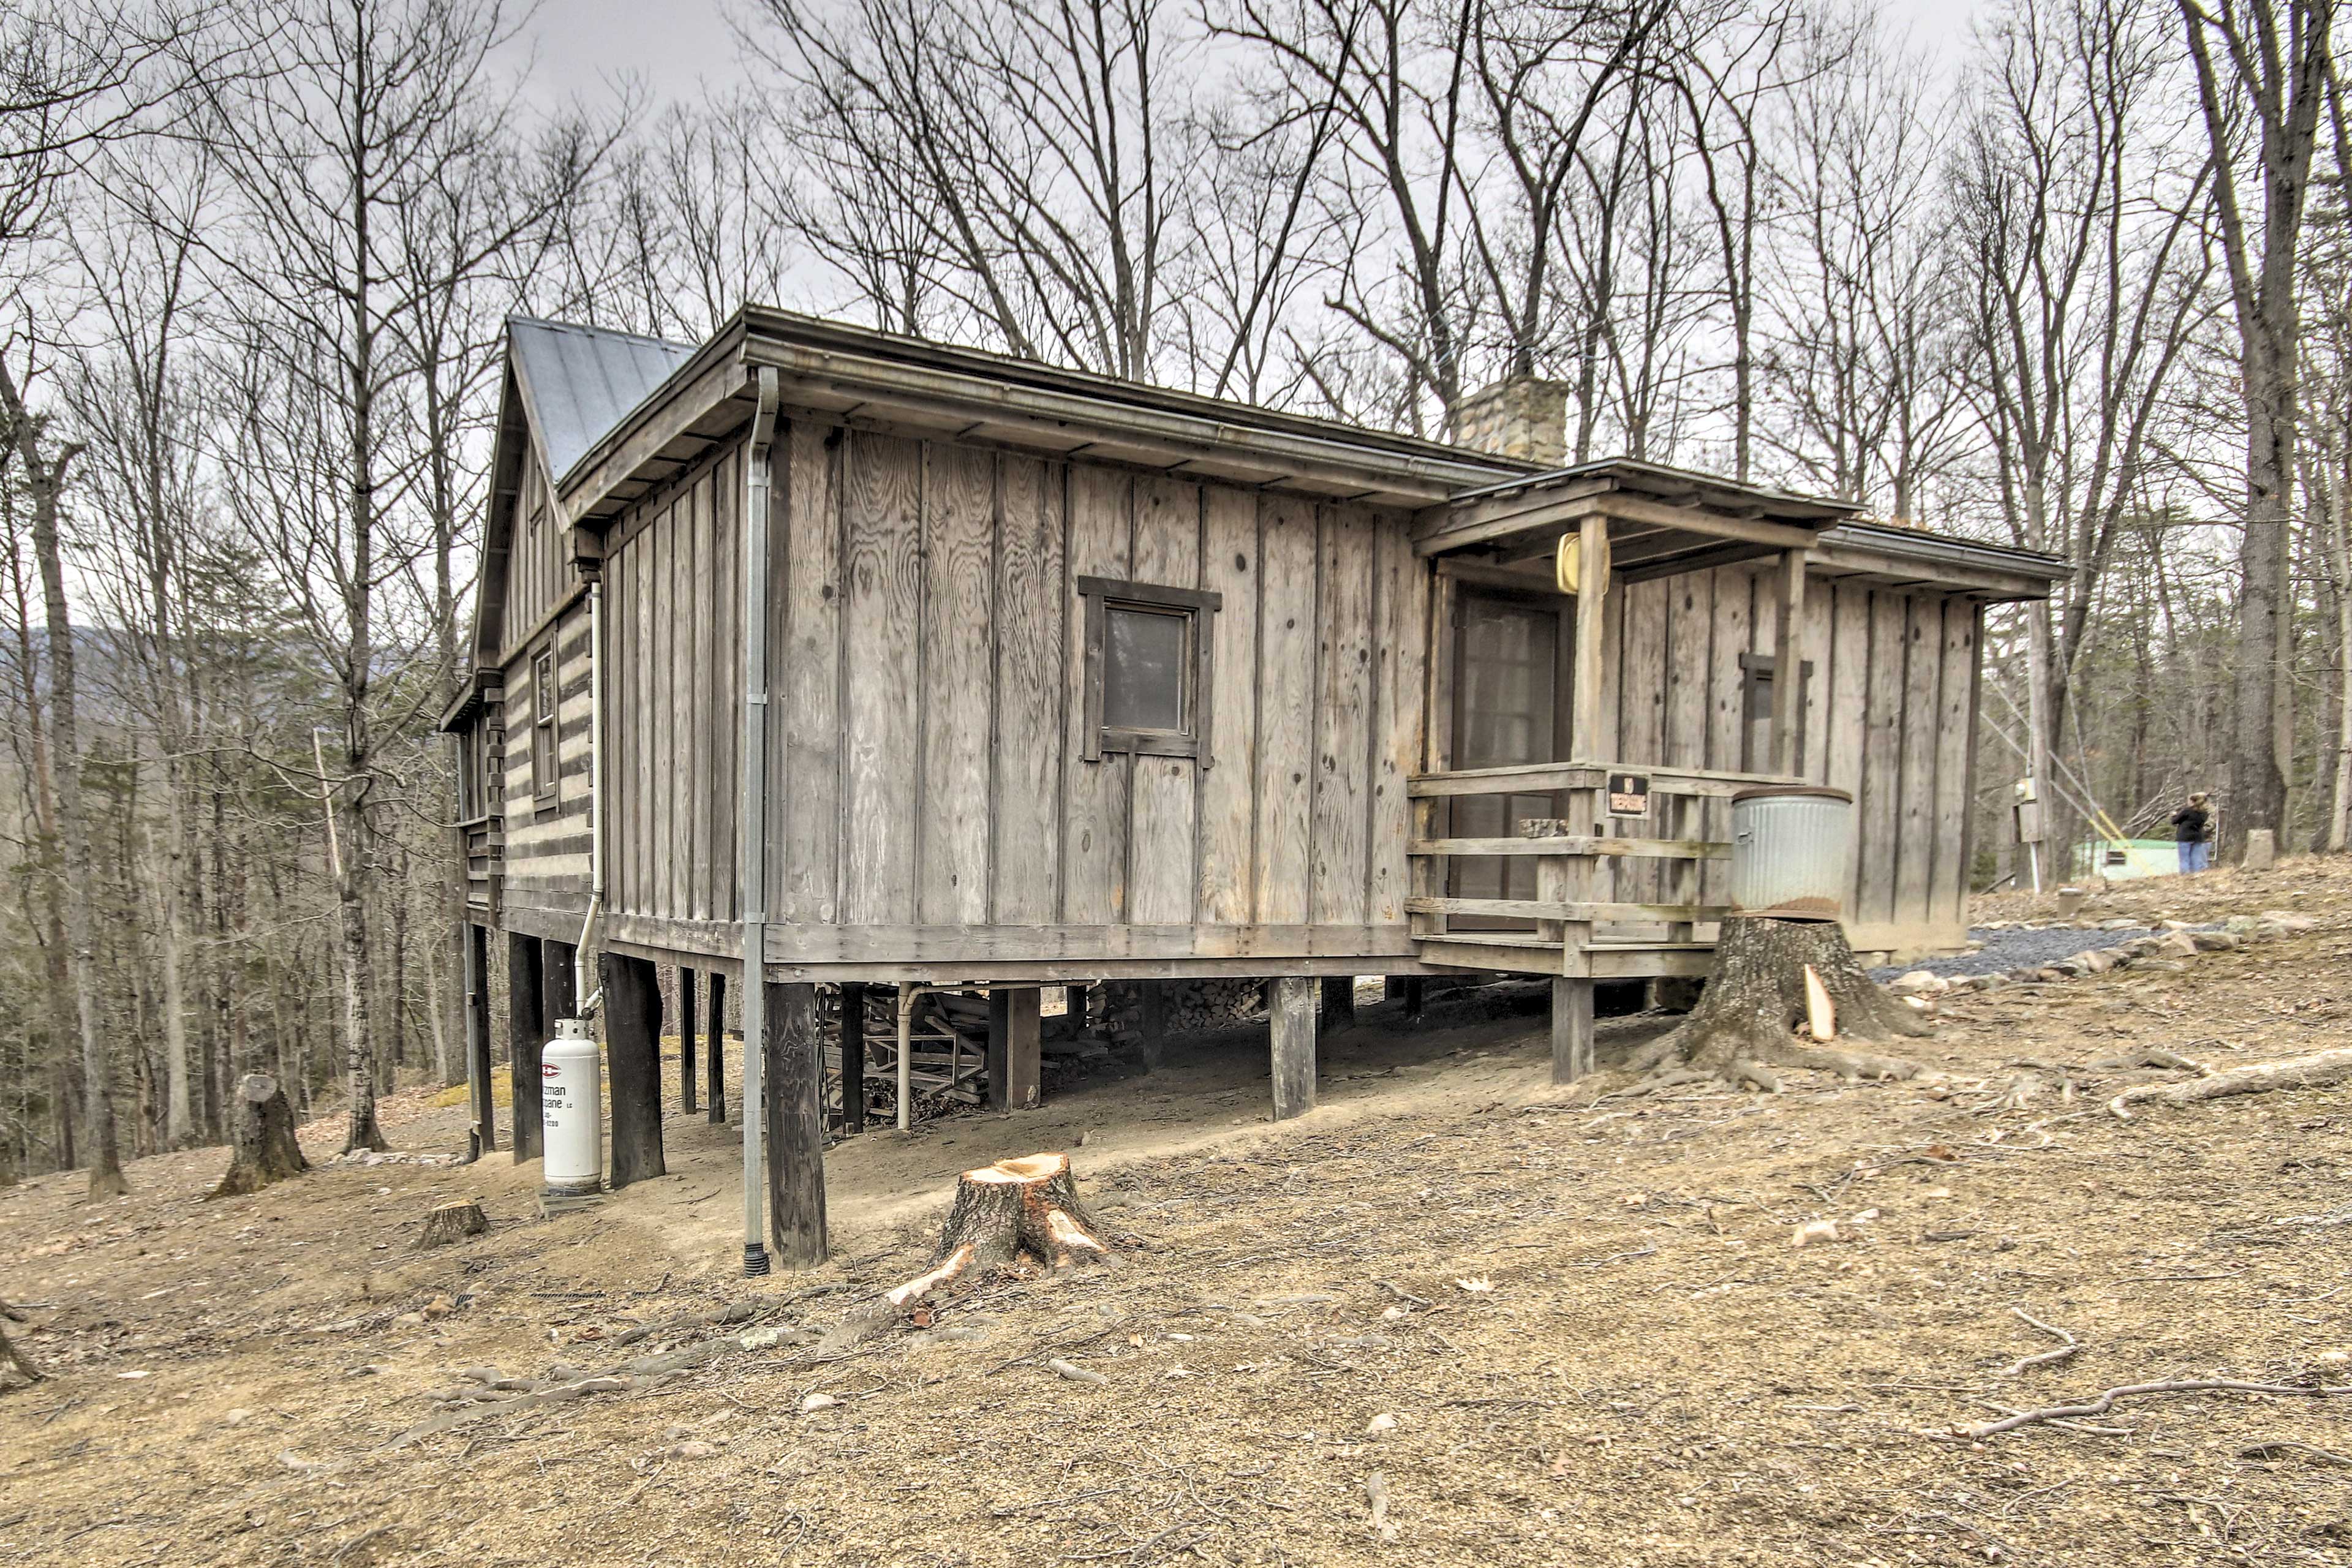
[507,317,696,480]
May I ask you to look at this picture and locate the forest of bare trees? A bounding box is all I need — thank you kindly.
[0,0,2342,1187]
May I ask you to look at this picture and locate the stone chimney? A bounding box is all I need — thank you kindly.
[1452,375,1572,466]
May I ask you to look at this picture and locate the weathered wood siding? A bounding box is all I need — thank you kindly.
[605,444,742,933]
[1592,565,1978,953]
[502,454,570,643]
[760,422,1427,969]
[497,601,595,936]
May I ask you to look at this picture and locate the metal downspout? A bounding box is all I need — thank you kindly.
[572,580,604,1016]
[740,366,781,1277]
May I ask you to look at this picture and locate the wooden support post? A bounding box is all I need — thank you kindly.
[463,923,494,1159]
[1572,513,1610,757]
[506,932,546,1162]
[1320,974,1356,1035]
[1268,977,1316,1120]
[603,952,666,1190]
[706,971,726,1123]
[679,967,699,1115]
[1065,984,1089,1028]
[987,987,1041,1111]
[764,982,828,1267]
[1138,980,1167,1071]
[543,939,577,1022]
[1403,976,1426,1022]
[1552,976,1595,1084]
[839,982,867,1134]
[1771,548,1808,777]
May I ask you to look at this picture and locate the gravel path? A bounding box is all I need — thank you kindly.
[1871,922,2203,981]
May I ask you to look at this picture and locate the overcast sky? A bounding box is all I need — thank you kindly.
[512,0,1988,110]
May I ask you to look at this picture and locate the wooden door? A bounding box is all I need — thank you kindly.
[1448,586,1572,921]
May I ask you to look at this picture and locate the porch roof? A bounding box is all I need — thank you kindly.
[1412,459,1859,582]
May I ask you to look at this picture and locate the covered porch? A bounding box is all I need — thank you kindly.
[1405,461,1863,1076]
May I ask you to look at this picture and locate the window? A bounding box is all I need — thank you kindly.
[456,727,485,820]
[1738,651,1813,774]
[1077,575,1221,761]
[531,647,559,804]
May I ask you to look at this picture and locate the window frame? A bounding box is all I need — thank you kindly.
[1076,575,1223,763]
[530,644,559,806]
[1737,650,1814,775]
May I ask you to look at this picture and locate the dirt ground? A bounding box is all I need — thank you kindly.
[6,861,2352,1567]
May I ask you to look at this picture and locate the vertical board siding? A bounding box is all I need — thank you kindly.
[1310,505,1374,927]
[918,444,997,925]
[1368,516,1424,925]
[1253,496,1317,925]
[1126,477,1203,924]
[991,455,1066,924]
[1895,595,1943,924]
[1858,591,1910,932]
[1061,466,1133,925]
[1932,603,1975,931]
[780,422,842,924]
[840,431,924,924]
[1197,486,1260,923]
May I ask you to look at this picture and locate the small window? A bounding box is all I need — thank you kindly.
[1739,652,1813,774]
[456,727,485,820]
[1077,575,1221,761]
[531,647,559,804]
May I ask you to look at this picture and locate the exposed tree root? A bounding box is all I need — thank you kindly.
[2109,1046,2352,1118]
[1632,915,1930,1090]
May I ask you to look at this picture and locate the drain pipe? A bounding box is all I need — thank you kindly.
[739,366,781,1278]
[571,578,606,1017]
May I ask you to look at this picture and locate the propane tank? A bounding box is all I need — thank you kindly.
[541,1017,603,1202]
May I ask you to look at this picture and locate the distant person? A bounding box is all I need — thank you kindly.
[2171,791,2213,874]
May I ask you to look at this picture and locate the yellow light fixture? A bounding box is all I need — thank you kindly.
[1556,528,1608,595]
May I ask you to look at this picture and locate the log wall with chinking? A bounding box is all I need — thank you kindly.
[496,451,599,942]
[597,418,1430,978]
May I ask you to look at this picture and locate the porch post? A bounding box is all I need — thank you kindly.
[507,932,546,1161]
[1572,513,1609,758]
[678,966,698,1114]
[1771,548,1808,777]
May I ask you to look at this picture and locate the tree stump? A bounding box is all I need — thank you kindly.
[886,1153,1111,1308]
[209,1074,311,1199]
[413,1199,489,1250]
[1631,915,1931,1088]
[0,1301,38,1387]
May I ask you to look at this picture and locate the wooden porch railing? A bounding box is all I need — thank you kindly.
[1405,761,1800,978]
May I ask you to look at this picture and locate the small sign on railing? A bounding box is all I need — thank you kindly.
[1606,772,1651,818]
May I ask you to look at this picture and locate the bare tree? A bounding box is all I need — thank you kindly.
[2176,0,2337,853]
[1950,0,2217,854]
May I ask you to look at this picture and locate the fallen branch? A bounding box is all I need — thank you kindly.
[2109,1047,2352,1118]
[1998,1306,2081,1377]
[1945,1378,2352,1441]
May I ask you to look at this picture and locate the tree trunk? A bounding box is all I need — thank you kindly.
[412,1198,488,1249]
[209,1073,309,1199]
[886,1153,1112,1308]
[0,1300,39,1386]
[1635,916,1931,1087]
[6,366,128,1200]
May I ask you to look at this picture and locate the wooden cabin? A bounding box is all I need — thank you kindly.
[440,311,2062,1268]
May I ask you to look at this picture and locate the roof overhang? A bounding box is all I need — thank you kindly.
[551,306,1529,525]
[437,665,504,734]
[1413,459,1860,580]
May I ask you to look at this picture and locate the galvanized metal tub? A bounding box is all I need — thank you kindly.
[1727,785,1855,921]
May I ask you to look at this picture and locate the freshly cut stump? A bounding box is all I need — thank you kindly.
[413,1199,490,1250]
[887,1153,1112,1308]
[814,1154,1115,1359]
[1631,914,1930,1088]
[209,1074,311,1199]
